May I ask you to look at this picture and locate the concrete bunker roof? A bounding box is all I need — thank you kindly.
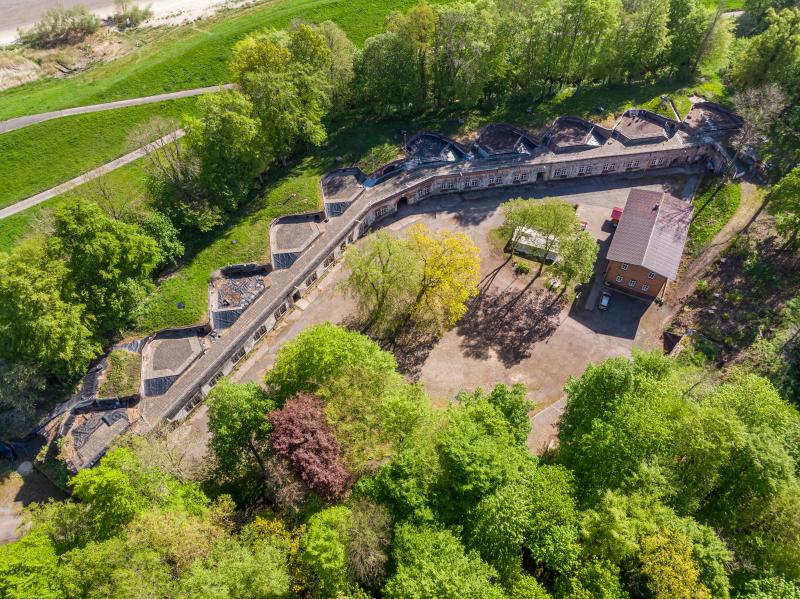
[475,123,538,156]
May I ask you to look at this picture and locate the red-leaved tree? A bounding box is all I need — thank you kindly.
[268,393,351,500]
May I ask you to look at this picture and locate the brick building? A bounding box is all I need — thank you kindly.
[604,189,692,299]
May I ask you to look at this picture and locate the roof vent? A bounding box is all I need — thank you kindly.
[653,203,660,211]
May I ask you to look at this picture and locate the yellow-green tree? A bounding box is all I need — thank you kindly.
[640,529,711,599]
[403,223,480,336]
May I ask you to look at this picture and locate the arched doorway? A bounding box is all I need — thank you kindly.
[396,196,409,211]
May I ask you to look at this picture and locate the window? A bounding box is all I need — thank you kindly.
[648,271,656,279]
[616,275,624,283]
[488,176,500,185]
[275,304,288,319]
[231,347,246,364]
[512,172,528,182]
[324,254,335,268]
[209,371,223,388]
[468,179,479,187]
[254,324,268,341]
[650,158,664,167]
[602,162,616,172]
[628,279,636,288]
[306,272,318,287]
[621,263,629,271]
[440,180,455,191]
[642,284,650,292]
[185,391,203,412]
[631,159,640,168]
[420,186,430,196]
[578,165,593,175]
[375,205,391,218]
[554,167,568,177]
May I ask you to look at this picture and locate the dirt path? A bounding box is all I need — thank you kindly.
[0,85,232,134]
[0,129,184,220]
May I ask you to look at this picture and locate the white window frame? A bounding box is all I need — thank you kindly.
[628,279,637,288]
[469,179,479,187]
[642,284,650,292]
[621,263,629,271]
[375,205,391,218]
[648,271,656,279]
[602,163,616,172]
[554,167,568,177]
[577,165,586,175]
[305,272,318,287]
[631,159,640,168]
[615,275,624,283]
[275,304,288,319]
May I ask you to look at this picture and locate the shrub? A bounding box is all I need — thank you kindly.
[514,262,531,275]
[19,5,100,48]
[112,0,153,29]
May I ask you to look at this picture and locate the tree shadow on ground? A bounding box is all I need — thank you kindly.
[457,288,565,367]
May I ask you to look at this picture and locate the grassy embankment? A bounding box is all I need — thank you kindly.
[687,180,742,255]
[0,0,451,120]
[0,97,196,210]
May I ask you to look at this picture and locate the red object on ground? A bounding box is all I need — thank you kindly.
[610,207,624,222]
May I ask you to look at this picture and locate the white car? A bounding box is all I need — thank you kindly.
[598,291,611,311]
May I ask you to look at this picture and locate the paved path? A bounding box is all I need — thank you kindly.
[0,84,232,135]
[0,129,184,220]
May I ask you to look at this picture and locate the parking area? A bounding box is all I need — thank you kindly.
[172,173,683,462]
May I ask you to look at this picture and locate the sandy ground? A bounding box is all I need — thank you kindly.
[0,460,66,545]
[0,0,253,45]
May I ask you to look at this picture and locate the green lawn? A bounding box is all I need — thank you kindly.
[0,0,453,121]
[0,97,196,209]
[688,180,741,255]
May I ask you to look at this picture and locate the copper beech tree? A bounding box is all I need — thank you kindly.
[268,393,351,501]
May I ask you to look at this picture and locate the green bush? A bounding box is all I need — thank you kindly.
[19,5,100,48]
[111,0,153,30]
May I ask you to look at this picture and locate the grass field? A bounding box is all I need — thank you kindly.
[688,180,741,255]
[98,350,141,398]
[0,0,454,121]
[0,97,195,209]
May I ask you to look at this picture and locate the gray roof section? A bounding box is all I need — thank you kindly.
[606,189,692,280]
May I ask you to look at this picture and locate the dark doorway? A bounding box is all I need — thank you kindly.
[396,196,409,210]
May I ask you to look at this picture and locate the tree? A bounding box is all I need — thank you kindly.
[554,560,628,599]
[268,393,351,500]
[49,199,161,332]
[458,383,533,446]
[615,0,671,81]
[430,1,499,108]
[550,229,598,298]
[383,524,505,599]
[731,8,800,97]
[0,532,61,599]
[265,322,397,404]
[234,26,332,165]
[355,32,419,115]
[401,223,480,336]
[301,506,352,598]
[184,90,263,213]
[0,240,101,381]
[133,209,185,268]
[316,21,356,110]
[179,536,291,599]
[207,378,276,481]
[640,529,711,599]
[0,360,46,437]
[343,230,420,337]
[346,501,392,590]
[502,199,582,281]
[387,1,438,110]
[741,577,800,599]
[767,168,800,249]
